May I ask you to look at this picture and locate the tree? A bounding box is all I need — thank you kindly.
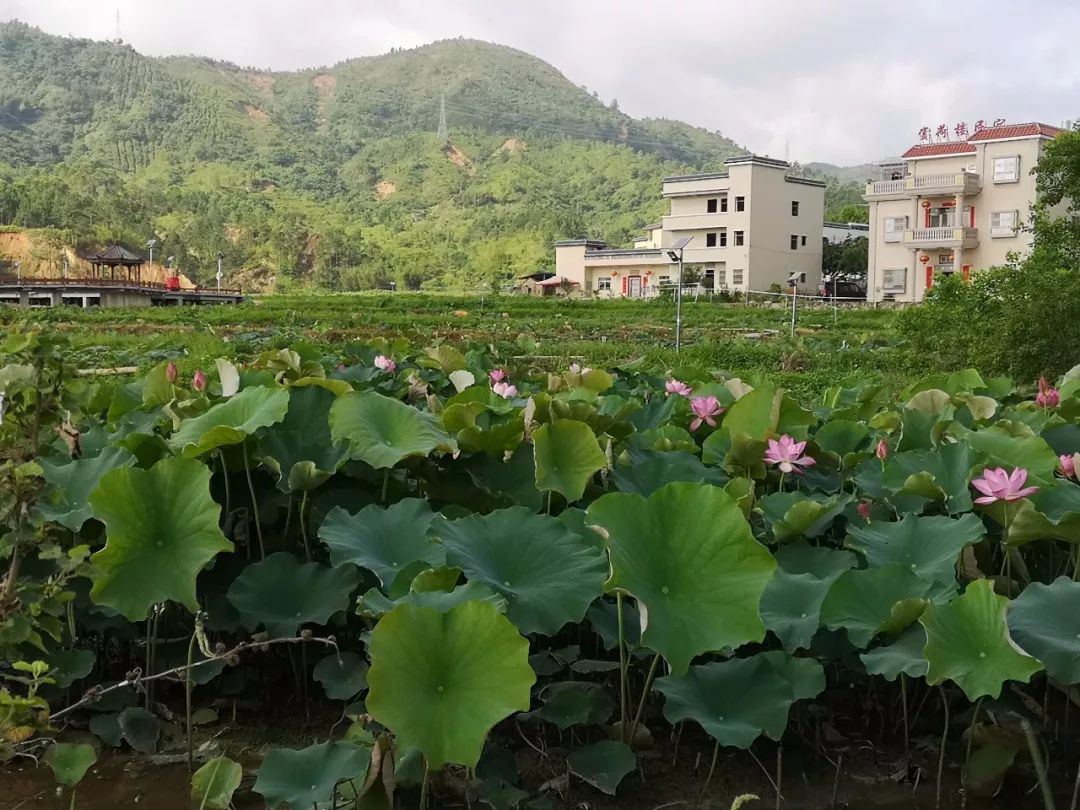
[822,236,868,280]
[1030,130,1080,266]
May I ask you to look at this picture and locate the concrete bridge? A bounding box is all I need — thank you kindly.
[0,276,245,308]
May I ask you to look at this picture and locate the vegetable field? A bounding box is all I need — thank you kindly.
[5,314,1080,809]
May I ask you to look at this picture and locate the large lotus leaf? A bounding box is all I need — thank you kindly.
[39,447,135,531]
[567,741,635,796]
[366,601,535,769]
[227,552,360,637]
[845,513,985,587]
[46,648,95,689]
[760,543,856,651]
[169,386,290,457]
[758,492,850,543]
[254,741,370,810]
[191,756,244,810]
[330,391,456,469]
[611,451,727,497]
[921,578,1042,700]
[627,425,698,453]
[257,384,348,492]
[820,564,936,648]
[586,599,641,651]
[118,706,160,753]
[319,499,441,587]
[421,345,468,374]
[587,482,776,675]
[532,420,606,502]
[530,681,613,729]
[465,444,544,511]
[88,458,232,620]
[882,442,975,514]
[656,651,824,749]
[897,407,940,452]
[313,651,369,700]
[722,387,815,441]
[44,742,96,787]
[1006,482,1080,546]
[1007,577,1080,684]
[859,624,929,681]
[964,423,1059,485]
[435,508,607,636]
[358,581,507,618]
[814,419,870,459]
[458,414,526,456]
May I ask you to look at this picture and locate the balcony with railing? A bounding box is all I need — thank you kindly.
[864,172,981,200]
[903,226,979,249]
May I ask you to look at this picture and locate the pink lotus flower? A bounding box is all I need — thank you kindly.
[374,355,396,374]
[764,435,817,475]
[1059,454,1079,479]
[857,500,872,521]
[336,363,347,372]
[971,467,1039,505]
[489,368,507,384]
[492,381,518,399]
[689,396,723,431]
[666,379,693,398]
[165,361,178,384]
[875,438,889,461]
[192,369,207,392]
[1036,377,1060,409]
[569,363,593,375]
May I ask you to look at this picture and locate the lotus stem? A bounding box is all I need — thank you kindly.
[936,686,949,810]
[242,448,265,559]
[699,738,720,797]
[186,630,197,772]
[299,491,311,561]
[961,697,982,808]
[1022,719,1056,810]
[628,652,661,745]
[145,605,160,709]
[218,450,231,521]
[776,745,783,809]
[419,759,430,809]
[616,593,628,738]
[901,674,910,771]
[1069,751,1080,810]
[381,468,390,503]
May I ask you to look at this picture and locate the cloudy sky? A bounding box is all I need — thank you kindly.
[4,0,1079,164]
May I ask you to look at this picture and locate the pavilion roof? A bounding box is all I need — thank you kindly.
[88,245,144,265]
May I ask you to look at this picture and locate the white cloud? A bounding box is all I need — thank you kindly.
[4,0,1079,163]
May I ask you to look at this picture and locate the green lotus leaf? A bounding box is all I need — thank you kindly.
[845,513,985,586]
[357,581,507,618]
[612,452,727,497]
[814,419,870,458]
[1005,482,1080,546]
[529,681,613,730]
[566,741,635,796]
[88,458,232,620]
[421,345,468,374]
[1007,577,1080,684]
[118,706,160,753]
[533,420,607,502]
[586,599,641,651]
[882,442,975,514]
[465,444,544,511]
[897,407,940,452]
[313,651,369,700]
[458,414,526,456]
[257,384,348,492]
[721,387,815,441]
[921,578,1042,700]
[717,433,769,479]
[254,741,370,810]
[40,447,135,531]
[907,389,952,415]
[169,386,291,458]
[758,492,850,543]
[366,601,535,769]
[140,362,174,408]
[965,423,1060,485]
[319,498,442,587]
[46,648,95,689]
[44,742,96,787]
[656,651,824,749]
[227,552,360,637]
[571,659,620,674]
[191,756,243,810]
[436,507,607,635]
[627,425,698,453]
[587,482,776,674]
[859,624,929,681]
[760,543,856,651]
[89,712,122,747]
[330,391,456,469]
[820,564,937,648]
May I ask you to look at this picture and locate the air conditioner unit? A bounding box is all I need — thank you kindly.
[965,164,977,173]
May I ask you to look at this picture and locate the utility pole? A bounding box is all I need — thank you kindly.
[216,252,224,290]
[437,93,448,142]
[666,237,693,353]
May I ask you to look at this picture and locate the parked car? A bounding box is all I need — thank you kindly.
[818,279,866,299]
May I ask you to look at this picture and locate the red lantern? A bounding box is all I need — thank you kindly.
[920,199,932,209]
[919,254,930,264]
[611,271,618,278]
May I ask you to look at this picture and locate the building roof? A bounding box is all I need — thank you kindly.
[785,175,827,187]
[553,239,608,248]
[724,154,792,169]
[901,122,1063,159]
[824,221,870,231]
[662,171,730,184]
[901,142,977,159]
[87,245,145,265]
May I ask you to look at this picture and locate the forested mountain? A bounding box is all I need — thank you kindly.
[0,21,864,289]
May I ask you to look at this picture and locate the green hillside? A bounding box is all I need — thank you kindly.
[0,22,856,289]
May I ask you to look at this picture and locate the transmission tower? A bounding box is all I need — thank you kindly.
[437,93,448,142]
[115,8,122,42]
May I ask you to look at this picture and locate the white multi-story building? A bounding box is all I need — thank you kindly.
[864,122,1065,302]
[554,155,825,297]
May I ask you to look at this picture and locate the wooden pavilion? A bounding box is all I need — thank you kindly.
[87,245,146,282]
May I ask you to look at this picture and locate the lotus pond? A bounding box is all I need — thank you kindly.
[3,328,1080,809]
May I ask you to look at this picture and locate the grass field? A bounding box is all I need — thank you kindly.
[1,293,919,399]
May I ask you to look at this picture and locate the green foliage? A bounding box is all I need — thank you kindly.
[191,756,244,810]
[43,742,96,787]
[254,741,370,809]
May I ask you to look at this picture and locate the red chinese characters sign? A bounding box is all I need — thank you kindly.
[918,119,1005,142]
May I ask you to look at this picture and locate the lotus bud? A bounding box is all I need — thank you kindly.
[192,369,207,392]
[857,500,872,521]
[165,360,178,384]
[875,438,889,461]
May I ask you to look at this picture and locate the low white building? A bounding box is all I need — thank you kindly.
[554,155,825,298]
[823,222,869,244]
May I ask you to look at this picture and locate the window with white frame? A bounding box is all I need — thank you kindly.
[597,277,612,291]
[992,155,1020,183]
[883,216,908,242]
[882,268,906,293]
[732,268,745,285]
[658,275,672,286]
[990,210,1019,237]
[715,266,727,285]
